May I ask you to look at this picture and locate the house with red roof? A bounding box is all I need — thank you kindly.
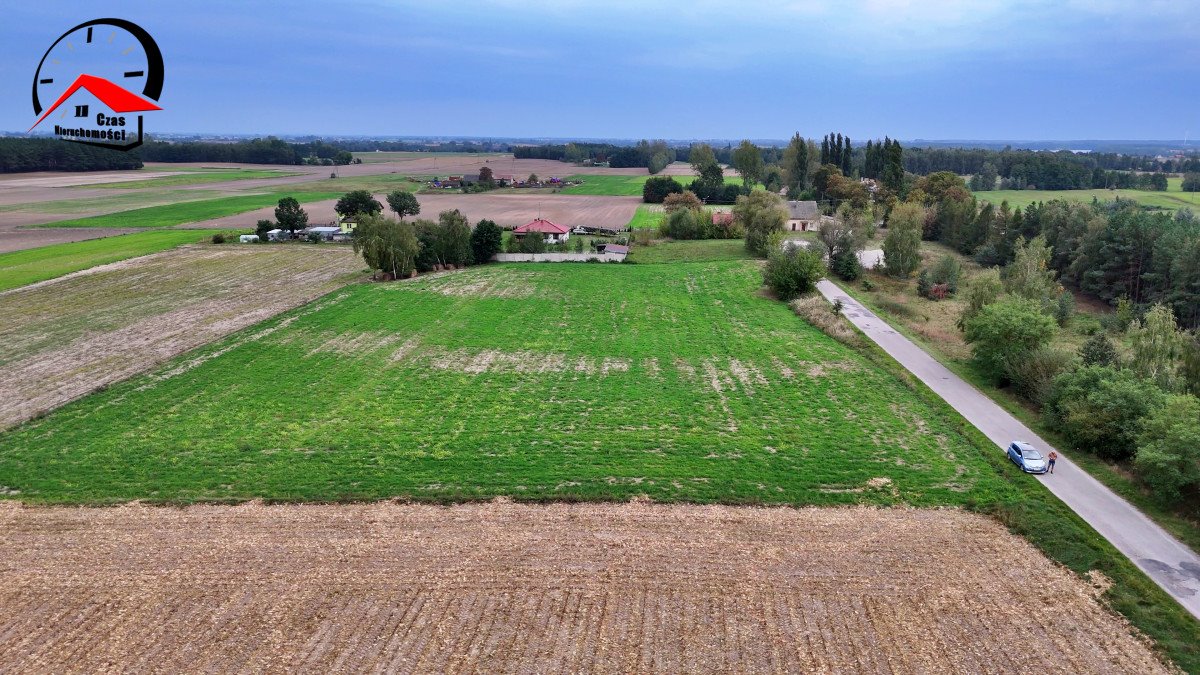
[513,218,571,244]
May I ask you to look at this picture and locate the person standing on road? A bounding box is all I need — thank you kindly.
[1047,451,1057,474]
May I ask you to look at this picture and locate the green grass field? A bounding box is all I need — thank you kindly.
[0,230,223,293]
[0,260,1011,507]
[38,191,342,229]
[630,239,750,264]
[88,169,302,189]
[976,185,1199,212]
[565,174,749,196]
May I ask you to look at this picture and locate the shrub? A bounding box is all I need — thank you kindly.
[930,255,962,295]
[1043,366,1166,461]
[916,269,932,298]
[642,176,683,203]
[255,219,274,241]
[1079,332,1119,367]
[861,278,875,291]
[1134,395,1200,501]
[963,297,1057,384]
[736,191,787,257]
[1006,346,1076,407]
[763,245,825,301]
[956,268,1003,330]
[831,251,862,281]
[662,191,703,213]
[470,219,503,264]
[1054,291,1075,326]
[518,233,546,254]
[210,233,226,244]
[661,207,706,240]
[882,202,923,277]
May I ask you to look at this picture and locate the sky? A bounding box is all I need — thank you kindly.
[2,0,1197,141]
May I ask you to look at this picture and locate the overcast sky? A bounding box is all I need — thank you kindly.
[2,0,1197,140]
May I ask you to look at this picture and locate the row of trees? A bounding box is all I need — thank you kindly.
[0,137,143,173]
[514,140,676,173]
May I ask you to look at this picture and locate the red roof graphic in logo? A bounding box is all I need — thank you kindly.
[28,73,161,132]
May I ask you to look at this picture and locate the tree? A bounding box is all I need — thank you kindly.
[1044,366,1166,461]
[731,140,764,189]
[1134,395,1200,501]
[661,207,707,240]
[957,268,1003,330]
[781,133,809,195]
[969,162,998,191]
[274,197,308,237]
[478,166,494,185]
[1182,172,1200,193]
[882,202,923,278]
[335,190,382,218]
[963,297,1057,384]
[735,190,787,257]
[1004,235,1058,302]
[518,231,546,253]
[255,219,274,241]
[1128,303,1184,390]
[688,143,719,175]
[527,173,539,184]
[881,138,904,194]
[470,219,503,264]
[352,212,419,278]
[386,190,420,220]
[642,176,683,204]
[763,243,825,300]
[435,209,473,267]
[1079,332,1119,367]
[1182,333,1200,396]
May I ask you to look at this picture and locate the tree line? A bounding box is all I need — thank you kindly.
[0,137,143,173]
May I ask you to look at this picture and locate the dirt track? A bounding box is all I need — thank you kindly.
[0,245,359,429]
[0,502,1167,674]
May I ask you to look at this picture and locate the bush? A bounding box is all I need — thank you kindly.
[661,207,706,240]
[210,233,226,244]
[956,268,1003,330]
[736,191,786,257]
[1079,332,1119,367]
[1006,346,1076,407]
[831,251,862,281]
[255,219,274,241]
[763,245,825,301]
[642,176,683,203]
[1043,366,1166,461]
[1055,291,1075,326]
[963,297,1057,384]
[518,233,546,254]
[1134,395,1200,501]
[861,278,875,291]
[919,255,961,300]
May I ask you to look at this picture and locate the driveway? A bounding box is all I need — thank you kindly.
[817,279,1200,619]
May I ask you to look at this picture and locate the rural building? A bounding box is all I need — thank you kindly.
[514,218,571,244]
[785,201,819,231]
[266,228,287,242]
[238,234,260,243]
[337,215,358,233]
[304,226,342,241]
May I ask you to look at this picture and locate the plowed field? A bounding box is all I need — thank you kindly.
[0,502,1167,674]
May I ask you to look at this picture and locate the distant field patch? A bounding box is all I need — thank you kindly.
[976,187,1199,212]
[87,169,303,189]
[38,191,342,228]
[566,174,748,197]
[0,230,221,292]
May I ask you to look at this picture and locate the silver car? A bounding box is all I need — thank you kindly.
[1007,441,1048,474]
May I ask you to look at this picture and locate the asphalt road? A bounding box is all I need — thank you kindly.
[817,279,1200,620]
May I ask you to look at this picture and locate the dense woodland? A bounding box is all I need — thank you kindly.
[0,138,143,172]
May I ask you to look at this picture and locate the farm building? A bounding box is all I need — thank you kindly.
[514,218,570,244]
[337,215,358,233]
[304,226,342,241]
[785,201,820,231]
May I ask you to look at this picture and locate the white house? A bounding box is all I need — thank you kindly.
[785,200,820,231]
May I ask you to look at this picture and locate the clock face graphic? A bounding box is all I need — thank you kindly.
[29,18,164,150]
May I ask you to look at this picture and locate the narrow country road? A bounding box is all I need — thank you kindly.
[817,280,1200,620]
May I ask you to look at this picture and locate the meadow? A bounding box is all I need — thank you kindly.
[565,173,749,196]
[0,230,222,292]
[38,191,343,228]
[0,260,1012,507]
[975,181,1198,212]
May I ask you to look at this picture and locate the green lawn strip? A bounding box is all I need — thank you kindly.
[36,191,342,229]
[830,278,1200,553]
[263,174,427,195]
[834,314,1200,672]
[88,170,303,189]
[629,239,752,264]
[0,230,224,293]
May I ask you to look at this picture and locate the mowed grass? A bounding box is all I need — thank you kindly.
[38,191,342,228]
[630,239,751,264]
[0,230,222,292]
[0,261,1015,506]
[565,174,749,196]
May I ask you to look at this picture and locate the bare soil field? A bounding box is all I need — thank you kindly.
[0,501,1167,674]
[185,192,643,230]
[0,226,136,254]
[0,245,360,429]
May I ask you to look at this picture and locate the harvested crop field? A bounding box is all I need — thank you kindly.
[0,245,360,429]
[0,501,1168,673]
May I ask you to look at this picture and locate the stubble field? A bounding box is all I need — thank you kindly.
[0,501,1169,674]
[0,245,360,431]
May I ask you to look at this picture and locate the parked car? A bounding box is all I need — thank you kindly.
[1006,441,1048,474]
